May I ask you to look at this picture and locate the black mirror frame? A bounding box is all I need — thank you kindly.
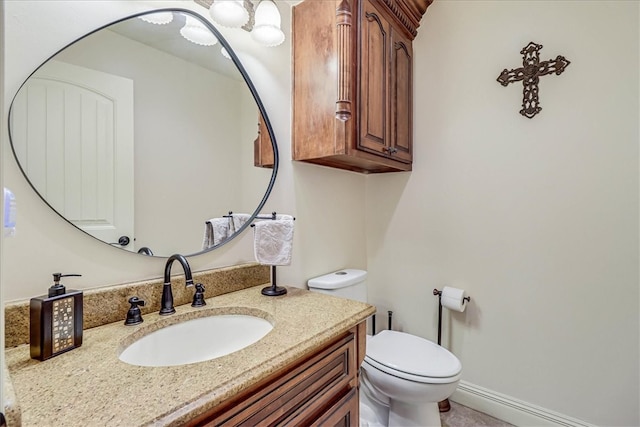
[7,8,279,258]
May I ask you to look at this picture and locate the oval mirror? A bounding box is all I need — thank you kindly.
[8,9,279,257]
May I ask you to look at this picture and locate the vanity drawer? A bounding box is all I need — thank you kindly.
[308,387,358,427]
[192,328,358,426]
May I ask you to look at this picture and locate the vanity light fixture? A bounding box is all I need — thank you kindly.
[138,11,174,25]
[251,0,285,47]
[203,0,285,47]
[180,15,219,46]
[209,0,250,28]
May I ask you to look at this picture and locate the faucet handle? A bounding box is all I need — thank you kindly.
[125,297,145,326]
[191,284,206,307]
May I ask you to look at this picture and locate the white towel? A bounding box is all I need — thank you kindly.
[202,218,232,249]
[231,213,251,233]
[254,213,294,222]
[253,218,295,266]
[275,214,294,221]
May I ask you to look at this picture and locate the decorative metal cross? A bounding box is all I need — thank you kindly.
[497,42,570,119]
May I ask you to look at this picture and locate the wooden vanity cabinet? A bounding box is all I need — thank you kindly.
[188,322,366,426]
[292,0,431,174]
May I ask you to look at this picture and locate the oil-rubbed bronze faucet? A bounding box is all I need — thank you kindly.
[159,254,194,315]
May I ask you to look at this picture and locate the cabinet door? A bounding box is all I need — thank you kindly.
[389,28,413,163]
[359,0,390,156]
[254,113,274,168]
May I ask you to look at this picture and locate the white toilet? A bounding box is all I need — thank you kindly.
[308,269,462,427]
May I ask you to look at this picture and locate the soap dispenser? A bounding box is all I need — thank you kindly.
[30,273,83,361]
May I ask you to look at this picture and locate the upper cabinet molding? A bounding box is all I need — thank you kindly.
[379,0,432,38]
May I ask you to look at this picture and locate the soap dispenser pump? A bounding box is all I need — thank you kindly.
[30,273,83,361]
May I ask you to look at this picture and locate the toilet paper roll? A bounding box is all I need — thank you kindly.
[441,286,468,312]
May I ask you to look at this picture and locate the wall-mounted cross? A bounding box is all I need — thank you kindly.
[497,42,570,119]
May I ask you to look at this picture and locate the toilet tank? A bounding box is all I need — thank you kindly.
[307,269,368,303]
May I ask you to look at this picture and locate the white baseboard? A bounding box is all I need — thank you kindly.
[450,381,597,427]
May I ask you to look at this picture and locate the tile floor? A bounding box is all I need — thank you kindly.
[441,401,515,427]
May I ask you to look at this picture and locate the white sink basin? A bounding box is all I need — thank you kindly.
[119,314,273,367]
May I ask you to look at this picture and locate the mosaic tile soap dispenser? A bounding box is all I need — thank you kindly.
[30,273,83,360]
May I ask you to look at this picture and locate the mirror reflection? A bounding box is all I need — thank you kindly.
[8,10,277,257]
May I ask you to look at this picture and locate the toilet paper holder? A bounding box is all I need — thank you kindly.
[433,288,470,413]
[432,288,471,303]
[432,288,470,345]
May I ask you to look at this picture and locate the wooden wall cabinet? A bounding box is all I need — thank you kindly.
[292,0,431,174]
[254,113,275,168]
[187,323,366,426]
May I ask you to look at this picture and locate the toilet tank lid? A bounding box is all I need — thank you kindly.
[307,269,367,289]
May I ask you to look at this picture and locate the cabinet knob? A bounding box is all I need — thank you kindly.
[383,147,398,155]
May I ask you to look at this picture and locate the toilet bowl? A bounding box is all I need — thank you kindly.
[362,330,461,427]
[307,269,462,427]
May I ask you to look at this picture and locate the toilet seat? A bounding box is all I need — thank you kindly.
[364,330,462,384]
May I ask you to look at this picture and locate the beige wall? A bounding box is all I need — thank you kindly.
[366,1,639,426]
[1,1,367,302]
[2,0,638,426]
[1,0,5,411]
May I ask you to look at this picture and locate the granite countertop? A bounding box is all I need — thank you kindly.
[5,285,375,426]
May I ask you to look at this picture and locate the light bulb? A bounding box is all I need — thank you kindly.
[180,15,218,46]
[251,0,285,47]
[209,0,249,28]
[138,12,174,25]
